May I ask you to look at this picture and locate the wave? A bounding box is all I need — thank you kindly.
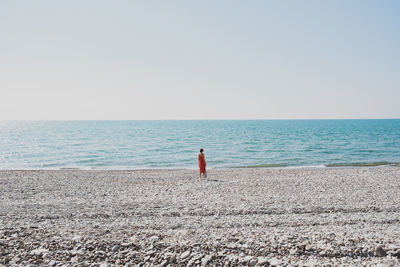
[324,161,398,167]
[2,162,400,170]
[236,161,400,169]
[236,163,289,168]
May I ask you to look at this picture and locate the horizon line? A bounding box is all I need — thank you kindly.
[1,118,399,121]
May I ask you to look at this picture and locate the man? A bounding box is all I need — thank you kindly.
[198,148,206,178]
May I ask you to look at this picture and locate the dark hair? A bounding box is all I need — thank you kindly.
[200,148,204,153]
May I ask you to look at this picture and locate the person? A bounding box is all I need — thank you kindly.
[198,148,206,178]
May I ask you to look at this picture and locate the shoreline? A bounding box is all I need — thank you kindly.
[1,167,400,266]
[0,162,399,171]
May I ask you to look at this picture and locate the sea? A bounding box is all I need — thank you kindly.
[0,120,399,170]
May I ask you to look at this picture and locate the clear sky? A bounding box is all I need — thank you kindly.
[1,1,399,120]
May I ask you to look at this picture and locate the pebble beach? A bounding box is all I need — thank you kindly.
[1,167,400,266]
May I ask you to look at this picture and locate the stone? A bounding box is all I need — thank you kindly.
[112,245,119,253]
[149,236,160,243]
[227,243,237,249]
[146,250,156,256]
[201,255,211,266]
[227,255,239,262]
[388,244,400,250]
[258,257,269,265]
[304,260,319,267]
[96,250,106,256]
[99,264,109,267]
[30,248,49,256]
[243,256,253,262]
[269,258,282,266]
[11,257,20,263]
[305,245,313,251]
[164,252,174,258]
[72,235,82,241]
[375,245,387,257]
[180,250,191,259]
[4,164,400,267]
[249,258,258,266]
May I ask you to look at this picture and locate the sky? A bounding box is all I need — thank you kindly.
[0,1,399,120]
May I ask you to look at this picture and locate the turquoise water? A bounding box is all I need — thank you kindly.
[0,120,399,169]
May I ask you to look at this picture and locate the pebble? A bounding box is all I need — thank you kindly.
[72,235,82,241]
[304,260,319,267]
[249,258,258,266]
[180,250,191,259]
[30,248,49,256]
[305,245,313,251]
[149,235,160,243]
[242,255,254,262]
[11,257,20,263]
[146,250,156,256]
[269,258,282,266]
[375,246,387,257]
[387,244,400,250]
[201,255,211,266]
[1,168,399,266]
[258,257,269,265]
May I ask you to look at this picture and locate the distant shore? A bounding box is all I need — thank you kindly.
[1,167,400,266]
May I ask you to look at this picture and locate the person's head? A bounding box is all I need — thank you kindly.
[200,148,204,153]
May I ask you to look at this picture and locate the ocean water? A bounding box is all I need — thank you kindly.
[0,120,399,169]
